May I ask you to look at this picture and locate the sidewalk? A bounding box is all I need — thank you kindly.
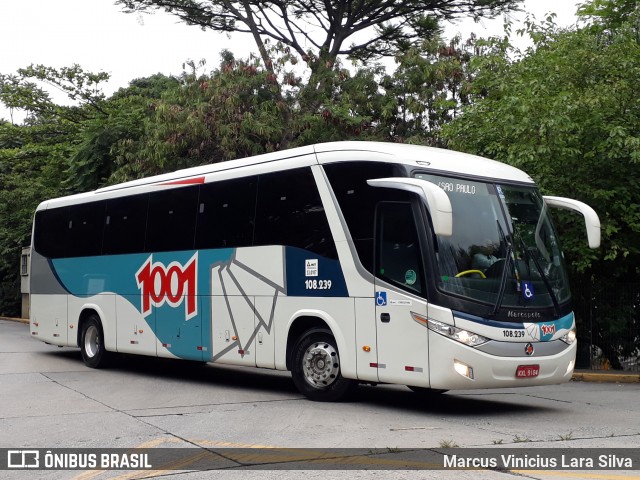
[572,369,640,383]
[3,316,639,383]
[2,316,29,324]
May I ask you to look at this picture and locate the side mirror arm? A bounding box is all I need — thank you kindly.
[543,196,601,249]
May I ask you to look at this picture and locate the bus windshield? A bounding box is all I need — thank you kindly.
[415,173,571,313]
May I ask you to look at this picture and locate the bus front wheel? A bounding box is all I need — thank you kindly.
[291,329,355,402]
[80,315,112,369]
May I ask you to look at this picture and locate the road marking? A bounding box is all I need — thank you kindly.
[197,439,277,448]
[71,438,184,480]
[389,427,441,431]
[110,450,217,480]
[71,438,277,480]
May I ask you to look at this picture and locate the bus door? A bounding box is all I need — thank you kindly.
[374,202,430,387]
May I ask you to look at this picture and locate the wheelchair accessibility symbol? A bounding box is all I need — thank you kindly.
[376,291,387,306]
[522,282,534,300]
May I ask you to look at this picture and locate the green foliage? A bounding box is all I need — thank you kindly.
[108,54,386,181]
[380,34,479,145]
[443,1,640,361]
[577,0,640,30]
[0,123,69,315]
[115,0,521,128]
[292,57,390,146]
[107,42,481,183]
[68,74,179,190]
[443,11,640,276]
[109,56,290,181]
[0,66,110,315]
[0,65,109,124]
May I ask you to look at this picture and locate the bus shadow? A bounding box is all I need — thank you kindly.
[36,348,298,395]
[112,353,301,396]
[352,385,557,416]
[41,349,557,415]
[117,356,558,416]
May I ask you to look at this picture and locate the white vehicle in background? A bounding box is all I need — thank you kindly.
[30,141,600,401]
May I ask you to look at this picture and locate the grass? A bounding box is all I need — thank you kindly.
[438,439,460,448]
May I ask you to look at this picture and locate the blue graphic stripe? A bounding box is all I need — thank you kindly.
[49,246,349,361]
[454,310,574,331]
[52,249,234,361]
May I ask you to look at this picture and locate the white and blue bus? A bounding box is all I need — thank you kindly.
[30,142,600,401]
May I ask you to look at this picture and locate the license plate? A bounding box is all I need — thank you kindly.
[516,365,540,378]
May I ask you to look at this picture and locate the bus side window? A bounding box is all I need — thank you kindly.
[195,177,257,250]
[34,207,69,258]
[146,186,199,253]
[68,201,106,257]
[323,162,409,274]
[375,202,425,296]
[254,168,337,259]
[103,194,148,255]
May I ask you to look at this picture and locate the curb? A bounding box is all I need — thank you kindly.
[0,316,29,324]
[2,316,639,383]
[572,371,640,384]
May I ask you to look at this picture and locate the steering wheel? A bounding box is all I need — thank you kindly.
[455,269,486,279]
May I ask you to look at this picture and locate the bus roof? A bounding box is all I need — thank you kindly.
[37,141,534,210]
[313,142,533,184]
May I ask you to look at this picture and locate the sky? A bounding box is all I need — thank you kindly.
[0,0,581,122]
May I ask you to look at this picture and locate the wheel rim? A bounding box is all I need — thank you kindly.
[84,325,100,358]
[302,341,340,388]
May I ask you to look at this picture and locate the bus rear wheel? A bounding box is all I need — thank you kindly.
[80,315,112,369]
[291,329,355,402]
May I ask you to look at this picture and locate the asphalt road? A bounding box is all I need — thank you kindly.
[1,319,639,479]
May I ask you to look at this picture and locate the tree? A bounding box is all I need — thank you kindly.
[68,73,180,191]
[444,14,640,277]
[116,0,521,147]
[107,27,493,180]
[117,0,520,65]
[110,56,289,180]
[0,67,178,315]
[577,0,640,30]
[108,52,390,181]
[0,64,115,193]
[0,121,70,315]
[442,3,640,365]
[379,33,480,145]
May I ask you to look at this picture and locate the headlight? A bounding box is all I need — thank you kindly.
[560,327,577,345]
[426,318,489,347]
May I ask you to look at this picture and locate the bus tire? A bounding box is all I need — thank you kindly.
[291,329,355,402]
[80,315,112,369]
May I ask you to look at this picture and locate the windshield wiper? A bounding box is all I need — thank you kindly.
[492,220,519,316]
[492,242,512,316]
